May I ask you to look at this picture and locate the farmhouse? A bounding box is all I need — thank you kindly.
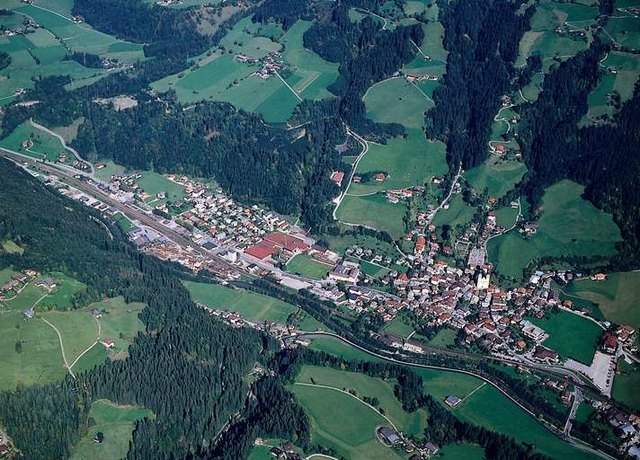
[444,395,461,407]
[330,171,345,187]
[102,339,115,349]
[377,426,401,445]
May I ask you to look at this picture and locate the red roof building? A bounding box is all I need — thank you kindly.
[245,241,276,260]
[330,171,345,186]
[264,232,309,253]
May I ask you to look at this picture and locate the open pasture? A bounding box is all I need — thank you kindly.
[71,400,153,460]
[291,384,405,460]
[465,158,527,199]
[135,171,186,205]
[432,194,476,229]
[0,121,66,161]
[563,271,640,328]
[488,180,621,279]
[349,129,447,195]
[295,365,428,437]
[364,77,433,128]
[530,310,602,364]
[335,193,407,238]
[285,253,332,280]
[184,280,298,324]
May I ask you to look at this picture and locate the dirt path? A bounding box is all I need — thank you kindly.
[41,317,76,379]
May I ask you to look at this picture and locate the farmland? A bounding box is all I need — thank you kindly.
[291,384,405,460]
[465,158,527,199]
[488,180,621,278]
[285,254,332,280]
[335,193,408,238]
[0,121,66,162]
[0,0,144,101]
[295,365,428,437]
[364,77,433,128]
[612,361,640,411]
[349,129,448,195]
[135,171,186,205]
[529,310,603,364]
[70,400,153,460]
[382,313,415,339]
[563,271,640,328]
[184,280,298,324]
[151,18,338,123]
[432,194,477,229]
[305,335,592,459]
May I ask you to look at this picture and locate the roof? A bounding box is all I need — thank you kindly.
[245,242,275,260]
[264,232,309,253]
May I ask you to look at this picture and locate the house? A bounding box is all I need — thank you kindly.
[424,442,440,455]
[373,172,387,182]
[23,308,34,319]
[590,273,607,281]
[329,261,360,284]
[444,395,461,407]
[91,309,102,318]
[377,426,401,445]
[521,320,546,342]
[102,339,115,349]
[532,345,559,363]
[601,333,618,354]
[330,171,345,187]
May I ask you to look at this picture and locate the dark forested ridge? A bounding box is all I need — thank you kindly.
[0,159,293,459]
[425,0,533,168]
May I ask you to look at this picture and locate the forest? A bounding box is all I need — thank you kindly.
[0,159,304,459]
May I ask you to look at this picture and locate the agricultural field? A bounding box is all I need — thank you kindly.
[563,271,640,328]
[432,194,477,229]
[1,240,23,255]
[135,171,186,205]
[0,121,67,162]
[488,180,621,279]
[291,384,406,460]
[605,13,640,51]
[296,365,428,437]
[184,280,298,324]
[94,160,125,182]
[582,51,640,125]
[516,0,598,69]
[465,158,527,199]
[306,335,593,459]
[0,311,66,390]
[439,443,485,460]
[424,328,457,348]
[152,18,338,123]
[495,206,519,228]
[70,400,153,460]
[52,117,85,144]
[335,193,408,238]
[349,129,448,195]
[364,77,433,128]
[612,361,640,411]
[38,272,86,310]
[0,0,144,101]
[529,310,603,364]
[285,254,332,280]
[382,313,415,338]
[6,283,47,310]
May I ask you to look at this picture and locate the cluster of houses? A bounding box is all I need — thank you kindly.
[0,428,14,458]
[377,425,440,459]
[0,269,38,301]
[1,12,39,37]
[248,51,286,79]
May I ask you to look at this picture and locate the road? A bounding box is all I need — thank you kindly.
[484,198,522,249]
[424,163,463,229]
[564,388,584,437]
[332,127,370,221]
[29,118,95,174]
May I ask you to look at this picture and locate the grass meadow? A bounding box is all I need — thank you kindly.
[70,400,153,460]
[285,253,332,280]
[488,180,621,278]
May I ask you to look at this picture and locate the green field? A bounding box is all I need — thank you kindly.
[6,283,47,310]
[94,160,125,182]
[285,254,332,280]
[114,212,136,233]
[296,365,427,437]
[1,240,23,255]
[382,314,415,338]
[135,171,186,205]
[495,206,519,228]
[0,311,66,390]
[349,129,448,195]
[184,280,298,324]
[364,77,433,128]
[38,272,86,310]
[0,267,18,285]
[336,193,408,238]
[291,384,405,460]
[612,361,640,411]
[530,310,602,364]
[432,194,477,229]
[489,180,621,278]
[0,1,144,100]
[152,18,337,122]
[425,328,457,348]
[465,158,527,199]
[439,443,485,460]
[306,335,593,459]
[71,400,153,460]
[0,121,66,161]
[563,271,640,328]
[605,16,640,50]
